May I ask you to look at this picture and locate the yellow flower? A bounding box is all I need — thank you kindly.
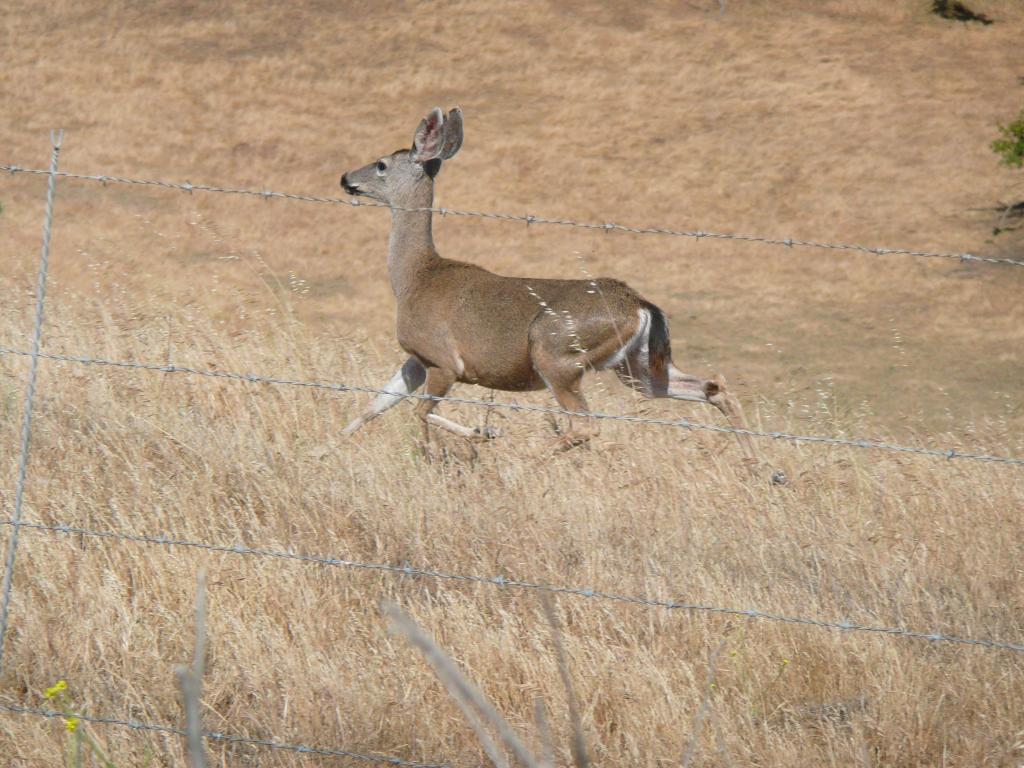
[64,717,79,734]
[44,680,68,700]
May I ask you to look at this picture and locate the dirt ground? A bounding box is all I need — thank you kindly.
[1,1,1023,766]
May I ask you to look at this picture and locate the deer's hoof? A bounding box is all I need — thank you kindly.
[472,425,500,441]
[550,434,591,454]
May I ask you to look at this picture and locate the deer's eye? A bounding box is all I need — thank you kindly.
[376,160,387,174]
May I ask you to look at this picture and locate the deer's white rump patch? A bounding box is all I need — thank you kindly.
[599,308,651,371]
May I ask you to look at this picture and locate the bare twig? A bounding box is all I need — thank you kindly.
[533,698,555,768]
[681,639,727,768]
[175,570,208,768]
[711,709,734,768]
[383,602,538,768]
[540,596,589,768]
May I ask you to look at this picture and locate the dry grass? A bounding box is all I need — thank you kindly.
[1,295,1022,767]
[2,1,1024,766]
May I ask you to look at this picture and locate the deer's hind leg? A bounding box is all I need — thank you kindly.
[529,320,619,451]
[544,374,600,451]
[666,367,756,462]
[614,352,758,464]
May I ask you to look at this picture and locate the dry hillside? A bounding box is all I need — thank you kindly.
[1,1,1023,766]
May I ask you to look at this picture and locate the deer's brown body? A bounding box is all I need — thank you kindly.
[341,107,757,462]
[397,258,649,392]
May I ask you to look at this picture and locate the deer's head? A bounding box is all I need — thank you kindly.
[341,107,463,207]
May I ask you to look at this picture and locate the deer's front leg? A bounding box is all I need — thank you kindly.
[415,367,500,442]
[342,356,426,436]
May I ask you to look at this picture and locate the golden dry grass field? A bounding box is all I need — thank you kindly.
[2,1,1024,766]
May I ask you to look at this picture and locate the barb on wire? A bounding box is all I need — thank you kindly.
[3,517,1022,654]
[0,132,62,676]
[2,163,1022,269]
[0,344,1021,467]
[0,702,449,767]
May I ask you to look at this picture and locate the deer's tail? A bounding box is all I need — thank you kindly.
[642,301,671,394]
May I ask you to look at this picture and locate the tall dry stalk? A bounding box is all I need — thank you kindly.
[175,570,208,768]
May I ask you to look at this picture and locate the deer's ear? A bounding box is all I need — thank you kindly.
[439,107,463,161]
[411,107,445,162]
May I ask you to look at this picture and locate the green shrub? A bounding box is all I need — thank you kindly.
[992,106,1024,169]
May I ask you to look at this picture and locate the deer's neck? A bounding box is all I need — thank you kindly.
[388,183,439,299]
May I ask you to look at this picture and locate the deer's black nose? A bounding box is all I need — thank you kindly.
[341,173,360,195]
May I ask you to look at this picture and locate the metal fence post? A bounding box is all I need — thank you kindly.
[0,129,63,675]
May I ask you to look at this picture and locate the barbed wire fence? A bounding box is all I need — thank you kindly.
[1,140,1023,765]
[5,163,1024,269]
[0,134,63,677]
[1,517,1020,653]
[0,345,1021,467]
[0,702,451,768]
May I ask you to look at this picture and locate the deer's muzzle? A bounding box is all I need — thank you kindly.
[340,173,361,195]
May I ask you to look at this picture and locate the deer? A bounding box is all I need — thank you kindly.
[339,107,759,466]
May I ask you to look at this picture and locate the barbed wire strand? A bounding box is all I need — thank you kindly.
[3,518,1022,654]
[1,345,1021,467]
[0,703,449,767]
[0,133,62,676]
[3,164,1023,269]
